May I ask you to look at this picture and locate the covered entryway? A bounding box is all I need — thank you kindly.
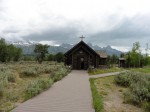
[77,57,85,70]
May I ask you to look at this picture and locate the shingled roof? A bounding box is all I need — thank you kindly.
[64,41,100,57]
[96,51,108,58]
[64,41,108,59]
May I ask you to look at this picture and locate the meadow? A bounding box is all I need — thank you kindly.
[0,61,70,112]
[89,66,150,75]
[88,67,123,75]
[90,70,150,112]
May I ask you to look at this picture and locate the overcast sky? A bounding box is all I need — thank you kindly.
[0,0,150,52]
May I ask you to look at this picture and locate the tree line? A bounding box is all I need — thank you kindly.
[0,38,22,62]
[107,42,150,67]
[23,53,64,63]
[1,38,150,67]
[0,39,64,63]
[23,44,64,63]
[124,42,150,67]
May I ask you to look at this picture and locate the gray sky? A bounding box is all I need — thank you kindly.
[0,0,150,52]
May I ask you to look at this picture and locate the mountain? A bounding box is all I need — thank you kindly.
[86,43,122,56]
[102,45,123,56]
[10,41,123,56]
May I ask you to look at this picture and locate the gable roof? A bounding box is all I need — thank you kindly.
[96,51,108,58]
[64,41,100,57]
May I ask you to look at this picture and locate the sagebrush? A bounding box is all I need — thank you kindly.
[115,71,150,111]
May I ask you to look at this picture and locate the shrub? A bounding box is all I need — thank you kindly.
[52,67,68,82]
[20,65,63,77]
[0,101,15,112]
[25,78,53,100]
[25,85,41,99]
[0,72,8,85]
[0,84,4,99]
[5,91,19,103]
[43,66,52,73]
[129,76,150,105]
[0,67,8,72]
[49,72,55,79]
[114,72,131,87]
[115,71,150,107]
[143,102,150,112]
[130,86,147,105]
[0,70,9,99]
[37,79,53,90]
[42,66,59,74]
[7,72,16,83]
[20,67,40,77]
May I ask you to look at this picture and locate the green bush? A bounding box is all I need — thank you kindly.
[7,72,16,83]
[20,67,40,77]
[26,80,44,98]
[90,79,103,112]
[5,91,19,102]
[52,67,68,82]
[0,84,4,99]
[37,79,53,90]
[0,72,8,85]
[0,70,9,99]
[115,71,150,108]
[129,76,150,105]
[0,62,70,111]
[143,102,150,112]
[0,101,15,112]
[0,67,8,72]
[43,66,53,73]
[25,78,53,100]
[114,72,132,87]
[20,65,63,77]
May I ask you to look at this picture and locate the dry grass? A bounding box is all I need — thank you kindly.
[127,67,150,74]
[89,67,124,75]
[94,76,143,112]
[0,61,69,112]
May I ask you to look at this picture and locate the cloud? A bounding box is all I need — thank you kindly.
[0,0,150,52]
[22,24,81,44]
[87,15,150,47]
[3,14,149,51]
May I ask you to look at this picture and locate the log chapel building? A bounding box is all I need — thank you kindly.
[64,37,107,70]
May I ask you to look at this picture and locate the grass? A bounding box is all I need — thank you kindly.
[94,76,116,97]
[115,71,150,111]
[92,75,143,112]
[90,78,103,112]
[127,67,150,74]
[89,66,150,75]
[0,61,70,112]
[89,67,123,75]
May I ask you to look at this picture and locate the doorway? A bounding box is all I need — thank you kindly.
[80,57,84,69]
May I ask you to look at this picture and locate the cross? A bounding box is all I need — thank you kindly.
[80,35,85,41]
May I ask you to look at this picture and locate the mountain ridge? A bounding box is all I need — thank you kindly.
[9,40,123,56]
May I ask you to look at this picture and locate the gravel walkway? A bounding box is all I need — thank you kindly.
[13,70,94,112]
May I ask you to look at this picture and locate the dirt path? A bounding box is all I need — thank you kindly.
[104,89,143,112]
[12,70,94,112]
[93,74,143,112]
[89,72,122,78]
